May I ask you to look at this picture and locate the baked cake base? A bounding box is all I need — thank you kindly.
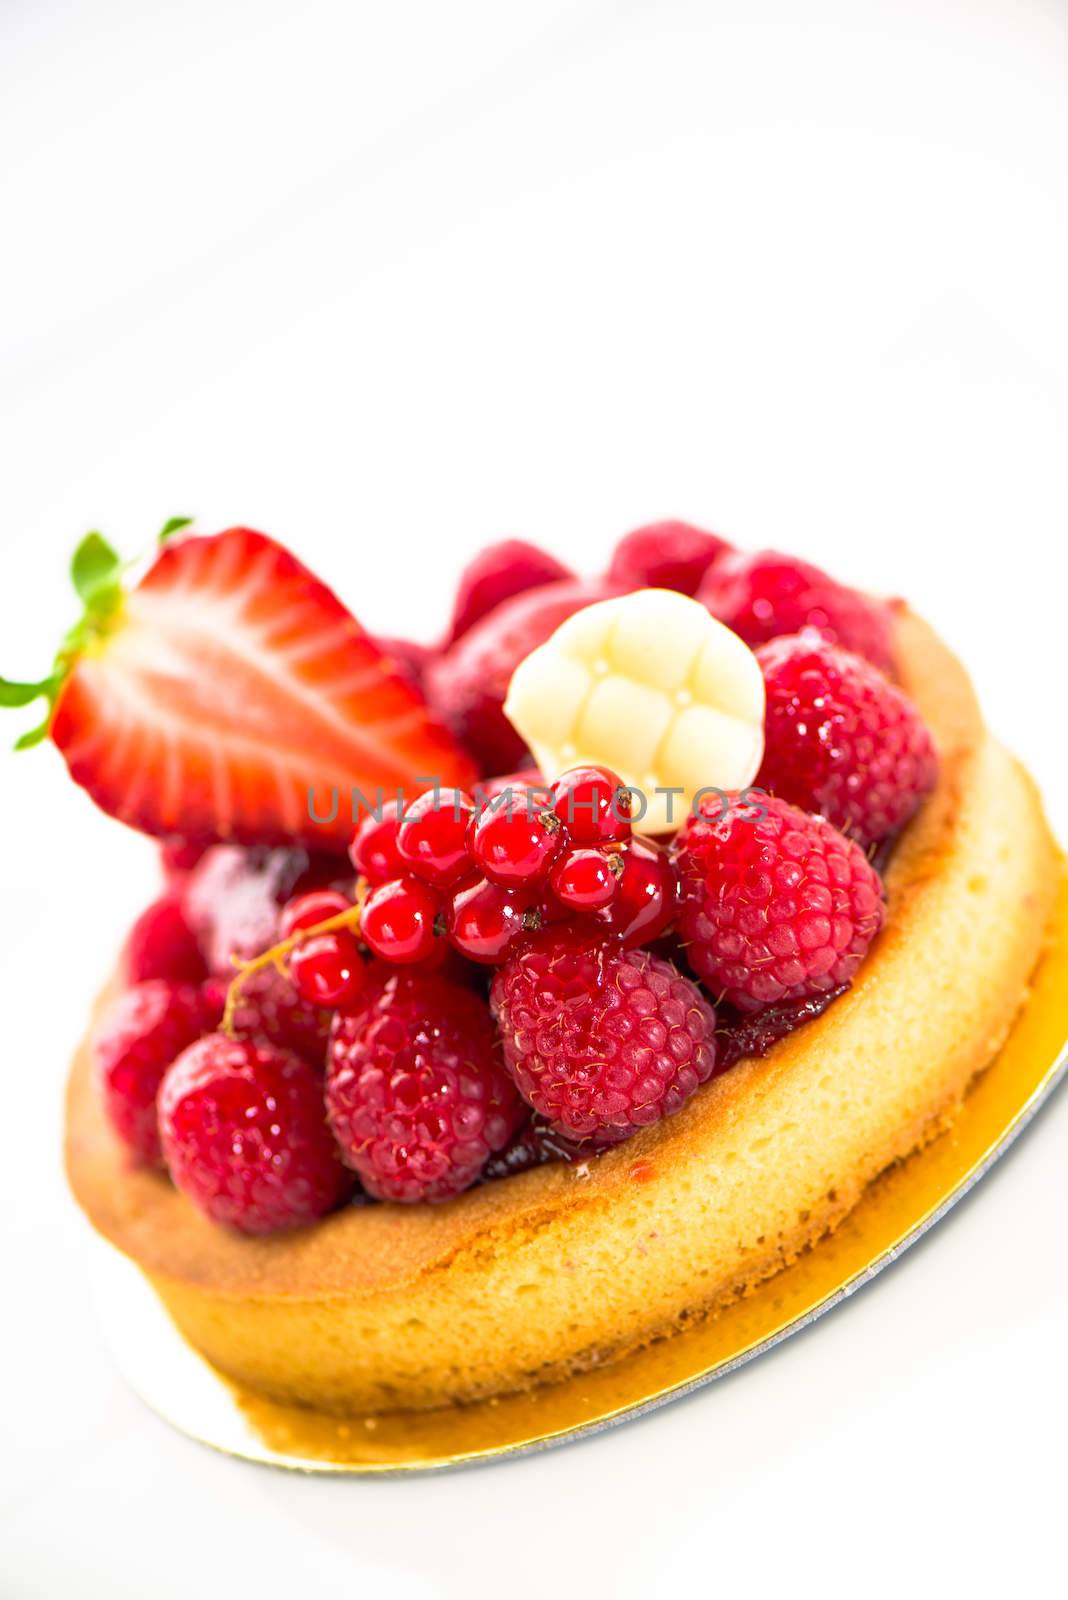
[84,864,1068,1470]
[67,613,1060,1415]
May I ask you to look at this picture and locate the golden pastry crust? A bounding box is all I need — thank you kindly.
[65,612,1058,1412]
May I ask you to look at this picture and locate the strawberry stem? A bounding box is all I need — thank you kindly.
[221,899,365,1038]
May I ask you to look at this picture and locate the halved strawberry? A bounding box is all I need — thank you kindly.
[2,524,476,852]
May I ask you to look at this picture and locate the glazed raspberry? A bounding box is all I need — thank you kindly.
[183,844,327,974]
[159,1035,351,1234]
[444,538,574,647]
[279,888,352,940]
[360,876,441,964]
[698,549,894,673]
[490,927,718,1145]
[469,787,564,886]
[396,788,475,886]
[93,980,214,1165]
[607,520,731,596]
[428,578,622,773]
[373,635,432,689]
[549,847,622,911]
[756,632,938,848]
[675,791,885,1013]
[349,800,406,885]
[550,765,632,845]
[446,875,542,964]
[121,891,207,986]
[205,966,333,1067]
[326,971,525,1202]
[595,836,678,946]
[290,930,366,1008]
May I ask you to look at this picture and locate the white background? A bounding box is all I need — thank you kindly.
[1,1,1066,1595]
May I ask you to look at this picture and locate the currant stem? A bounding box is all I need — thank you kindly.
[221,898,364,1038]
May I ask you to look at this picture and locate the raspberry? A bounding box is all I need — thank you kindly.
[183,844,331,974]
[396,788,475,886]
[373,635,433,689]
[349,799,406,885]
[698,549,894,672]
[428,578,623,773]
[444,539,574,647]
[756,631,938,847]
[607,520,731,596]
[490,927,718,1145]
[205,965,333,1067]
[121,891,207,986]
[675,791,884,1013]
[159,1035,351,1234]
[93,980,215,1165]
[326,970,525,1202]
[360,876,441,964]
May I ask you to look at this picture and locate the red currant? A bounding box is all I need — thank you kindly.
[469,787,564,886]
[349,799,406,885]
[289,930,365,1008]
[360,875,441,964]
[396,789,475,886]
[550,765,632,845]
[279,888,352,940]
[446,877,542,964]
[549,847,623,911]
[596,837,678,946]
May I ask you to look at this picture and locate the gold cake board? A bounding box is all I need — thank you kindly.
[90,880,1068,1474]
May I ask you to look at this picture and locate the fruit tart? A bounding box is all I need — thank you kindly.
[5,517,1053,1414]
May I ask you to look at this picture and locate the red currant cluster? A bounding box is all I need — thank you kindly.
[346,764,678,968]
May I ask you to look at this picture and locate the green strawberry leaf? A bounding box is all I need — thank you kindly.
[71,531,122,608]
[159,515,194,544]
[6,515,182,750]
[0,674,59,708]
[13,718,52,750]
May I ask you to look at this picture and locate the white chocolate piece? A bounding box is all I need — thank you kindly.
[503,589,765,835]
